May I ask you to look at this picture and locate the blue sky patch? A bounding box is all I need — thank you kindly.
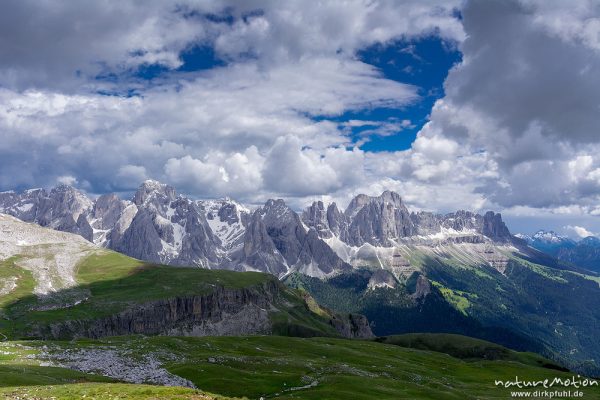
[352,36,462,152]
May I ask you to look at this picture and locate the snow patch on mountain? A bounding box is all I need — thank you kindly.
[532,230,571,244]
[201,199,247,251]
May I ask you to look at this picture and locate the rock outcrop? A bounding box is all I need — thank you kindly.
[233,199,352,277]
[328,313,374,339]
[38,281,279,339]
[30,279,372,340]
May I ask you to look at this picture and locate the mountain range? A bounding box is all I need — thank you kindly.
[0,180,515,277]
[2,180,600,375]
[517,230,600,273]
[0,212,587,399]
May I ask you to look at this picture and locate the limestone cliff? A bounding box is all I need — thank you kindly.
[30,280,372,340]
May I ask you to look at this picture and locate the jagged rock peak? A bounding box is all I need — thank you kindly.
[133,180,176,207]
[532,230,569,243]
[49,184,93,206]
[52,183,79,192]
[482,211,512,242]
[302,201,328,228]
[346,190,404,217]
[261,199,294,221]
[379,190,404,206]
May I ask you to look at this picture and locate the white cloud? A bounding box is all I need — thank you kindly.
[2,0,600,239]
[398,0,600,216]
[213,0,464,63]
[262,136,365,197]
[117,165,148,188]
[164,146,264,198]
[56,175,78,186]
[0,52,420,200]
[0,0,463,91]
[0,1,220,90]
[565,225,596,238]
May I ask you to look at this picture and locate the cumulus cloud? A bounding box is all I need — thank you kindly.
[0,55,417,198]
[117,165,148,189]
[0,1,220,90]
[262,136,365,197]
[212,0,464,63]
[0,0,464,203]
[56,175,78,186]
[407,0,600,215]
[164,146,264,198]
[0,0,463,91]
[2,0,599,235]
[565,225,596,239]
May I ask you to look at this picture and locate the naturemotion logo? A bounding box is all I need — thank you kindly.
[494,375,598,389]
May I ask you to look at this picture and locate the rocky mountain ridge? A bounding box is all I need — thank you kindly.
[1,181,517,279]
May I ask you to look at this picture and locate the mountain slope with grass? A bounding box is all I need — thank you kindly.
[0,214,370,341]
[1,212,599,399]
[1,335,595,400]
[4,184,600,376]
[285,245,600,376]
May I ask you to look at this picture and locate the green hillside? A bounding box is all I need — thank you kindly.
[376,333,567,370]
[286,248,600,376]
[1,335,596,400]
[0,250,341,340]
[1,220,598,399]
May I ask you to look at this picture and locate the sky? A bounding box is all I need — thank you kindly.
[0,0,600,238]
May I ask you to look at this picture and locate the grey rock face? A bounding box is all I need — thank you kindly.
[326,202,349,239]
[328,313,374,339]
[201,199,249,253]
[0,185,93,240]
[32,279,372,340]
[176,201,221,267]
[37,280,281,339]
[236,210,289,276]
[92,193,128,230]
[301,201,350,241]
[260,199,305,266]
[303,191,416,246]
[482,211,512,242]
[133,180,176,210]
[346,191,415,246]
[91,181,220,267]
[302,201,333,238]
[235,199,351,277]
[410,274,432,299]
[304,192,516,248]
[114,209,163,263]
[368,269,398,290]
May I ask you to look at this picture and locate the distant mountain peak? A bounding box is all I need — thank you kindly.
[346,190,405,220]
[379,190,403,205]
[580,236,600,245]
[532,230,571,243]
[133,180,176,207]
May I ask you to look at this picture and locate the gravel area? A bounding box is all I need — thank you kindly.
[0,214,99,295]
[37,345,196,388]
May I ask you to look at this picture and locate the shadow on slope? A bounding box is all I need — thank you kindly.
[376,333,568,372]
[0,252,342,340]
